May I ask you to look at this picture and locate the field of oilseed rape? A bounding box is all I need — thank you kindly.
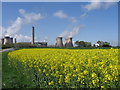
[8,48,119,88]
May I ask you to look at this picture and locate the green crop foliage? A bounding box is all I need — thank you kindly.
[7,48,119,88]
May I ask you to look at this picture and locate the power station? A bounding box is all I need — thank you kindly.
[55,37,73,47]
[55,37,63,47]
[64,37,73,47]
[0,26,73,47]
[31,26,47,47]
[31,26,35,44]
[0,36,13,45]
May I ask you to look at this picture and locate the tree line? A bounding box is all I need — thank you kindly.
[75,41,112,47]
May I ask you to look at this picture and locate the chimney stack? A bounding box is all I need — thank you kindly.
[55,37,63,47]
[65,37,73,47]
[31,26,35,44]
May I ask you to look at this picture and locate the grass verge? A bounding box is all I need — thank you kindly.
[0,53,2,89]
[2,51,35,88]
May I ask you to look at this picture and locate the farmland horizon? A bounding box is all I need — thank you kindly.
[1,0,120,89]
[0,1,118,46]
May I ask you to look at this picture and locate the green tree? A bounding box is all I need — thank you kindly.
[75,41,92,47]
[96,41,111,47]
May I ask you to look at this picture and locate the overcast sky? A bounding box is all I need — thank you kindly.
[1,2,118,46]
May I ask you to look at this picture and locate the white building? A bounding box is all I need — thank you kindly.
[95,43,100,47]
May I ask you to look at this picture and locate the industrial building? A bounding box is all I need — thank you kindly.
[55,37,73,47]
[65,37,73,47]
[55,37,63,47]
[31,26,47,47]
[0,36,13,45]
[0,26,73,47]
[0,26,47,47]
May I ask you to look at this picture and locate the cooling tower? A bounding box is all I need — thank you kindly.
[0,38,4,44]
[15,38,17,43]
[10,37,13,44]
[31,26,35,44]
[55,37,63,47]
[4,36,11,45]
[65,37,73,47]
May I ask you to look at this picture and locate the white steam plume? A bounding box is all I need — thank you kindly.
[0,9,44,42]
[6,17,23,36]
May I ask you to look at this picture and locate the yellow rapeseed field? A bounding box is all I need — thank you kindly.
[8,48,119,88]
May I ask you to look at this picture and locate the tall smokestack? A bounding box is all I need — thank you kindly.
[65,37,73,47]
[55,37,63,47]
[31,26,35,44]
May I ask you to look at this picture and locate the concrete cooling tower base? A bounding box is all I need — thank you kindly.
[55,37,63,47]
[65,37,73,47]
